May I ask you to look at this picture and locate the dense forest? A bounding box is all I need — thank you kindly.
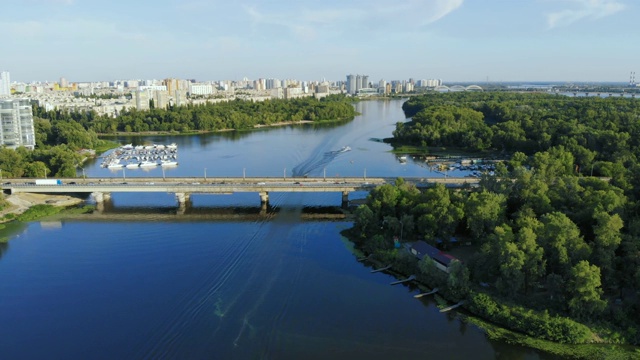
[395,92,640,179]
[350,93,640,355]
[33,95,356,134]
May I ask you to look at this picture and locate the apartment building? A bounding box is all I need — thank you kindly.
[0,99,36,149]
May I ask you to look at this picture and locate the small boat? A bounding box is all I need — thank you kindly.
[339,146,351,153]
[166,143,178,150]
[160,160,178,167]
[107,160,123,169]
[399,156,408,163]
[125,163,140,169]
[139,161,157,168]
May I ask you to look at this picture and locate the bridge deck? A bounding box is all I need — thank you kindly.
[1,177,480,195]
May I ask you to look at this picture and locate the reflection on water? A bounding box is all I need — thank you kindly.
[0,101,555,359]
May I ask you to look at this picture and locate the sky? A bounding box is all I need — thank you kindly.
[2,0,638,83]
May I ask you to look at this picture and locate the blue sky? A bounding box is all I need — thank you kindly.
[2,0,638,83]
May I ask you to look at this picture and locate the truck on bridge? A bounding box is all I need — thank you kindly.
[35,179,63,185]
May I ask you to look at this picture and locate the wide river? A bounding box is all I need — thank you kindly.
[0,100,554,359]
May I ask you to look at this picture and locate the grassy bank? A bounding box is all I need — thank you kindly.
[15,204,95,222]
[387,143,499,158]
[465,315,640,360]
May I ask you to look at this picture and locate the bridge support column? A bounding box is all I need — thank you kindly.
[342,191,349,208]
[259,191,269,205]
[92,192,111,212]
[176,192,191,206]
[175,193,191,215]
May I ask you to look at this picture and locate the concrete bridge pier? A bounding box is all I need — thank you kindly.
[175,193,191,214]
[92,192,111,212]
[259,191,269,206]
[342,191,349,208]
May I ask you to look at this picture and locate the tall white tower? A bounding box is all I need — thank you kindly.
[0,71,10,95]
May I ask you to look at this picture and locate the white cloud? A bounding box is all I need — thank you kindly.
[372,0,464,25]
[244,0,464,41]
[546,0,625,29]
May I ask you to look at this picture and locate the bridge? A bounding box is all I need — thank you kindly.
[435,85,484,92]
[1,176,480,210]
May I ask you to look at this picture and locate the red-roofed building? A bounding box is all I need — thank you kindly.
[410,241,459,273]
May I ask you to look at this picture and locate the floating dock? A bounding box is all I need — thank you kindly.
[370,265,391,273]
[390,275,415,285]
[414,288,439,298]
[439,301,465,313]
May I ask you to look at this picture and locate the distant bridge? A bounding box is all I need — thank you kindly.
[1,176,480,209]
[435,85,484,92]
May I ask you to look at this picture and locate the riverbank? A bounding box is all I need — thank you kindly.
[341,225,640,359]
[95,119,340,137]
[0,193,85,223]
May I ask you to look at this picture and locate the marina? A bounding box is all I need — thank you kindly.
[101,143,178,169]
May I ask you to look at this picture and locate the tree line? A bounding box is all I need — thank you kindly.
[34,94,356,134]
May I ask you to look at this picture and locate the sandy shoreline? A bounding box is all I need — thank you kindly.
[1,193,85,223]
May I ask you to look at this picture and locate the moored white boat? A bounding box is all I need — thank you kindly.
[139,161,158,168]
[160,160,178,167]
[107,159,123,168]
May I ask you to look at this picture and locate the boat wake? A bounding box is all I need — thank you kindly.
[292,146,351,177]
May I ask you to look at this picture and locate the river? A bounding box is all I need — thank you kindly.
[0,100,553,359]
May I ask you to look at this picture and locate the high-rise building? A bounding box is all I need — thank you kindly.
[378,79,387,94]
[346,74,357,95]
[0,99,36,149]
[265,78,281,89]
[0,71,10,95]
[164,78,179,94]
[135,90,150,110]
[360,75,369,90]
[154,91,169,109]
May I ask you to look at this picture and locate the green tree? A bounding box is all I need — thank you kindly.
[447,260,471,299]
[591,208,623,285]
[568,261,607,319]
[464,191,506,241]
[517,226,546,294]
[23,161,49,178]
[413,184,463,240]
[354,204,376,238]
[538,212,591,276]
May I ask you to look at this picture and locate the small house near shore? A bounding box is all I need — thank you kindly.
[410,241,459,273]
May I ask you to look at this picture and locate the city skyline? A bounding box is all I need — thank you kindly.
[2,0,638,83]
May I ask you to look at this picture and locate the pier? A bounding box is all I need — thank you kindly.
[414,288,439,298]
[370,265,392,273]
[439,301,465,313]
[390,275,415,285]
